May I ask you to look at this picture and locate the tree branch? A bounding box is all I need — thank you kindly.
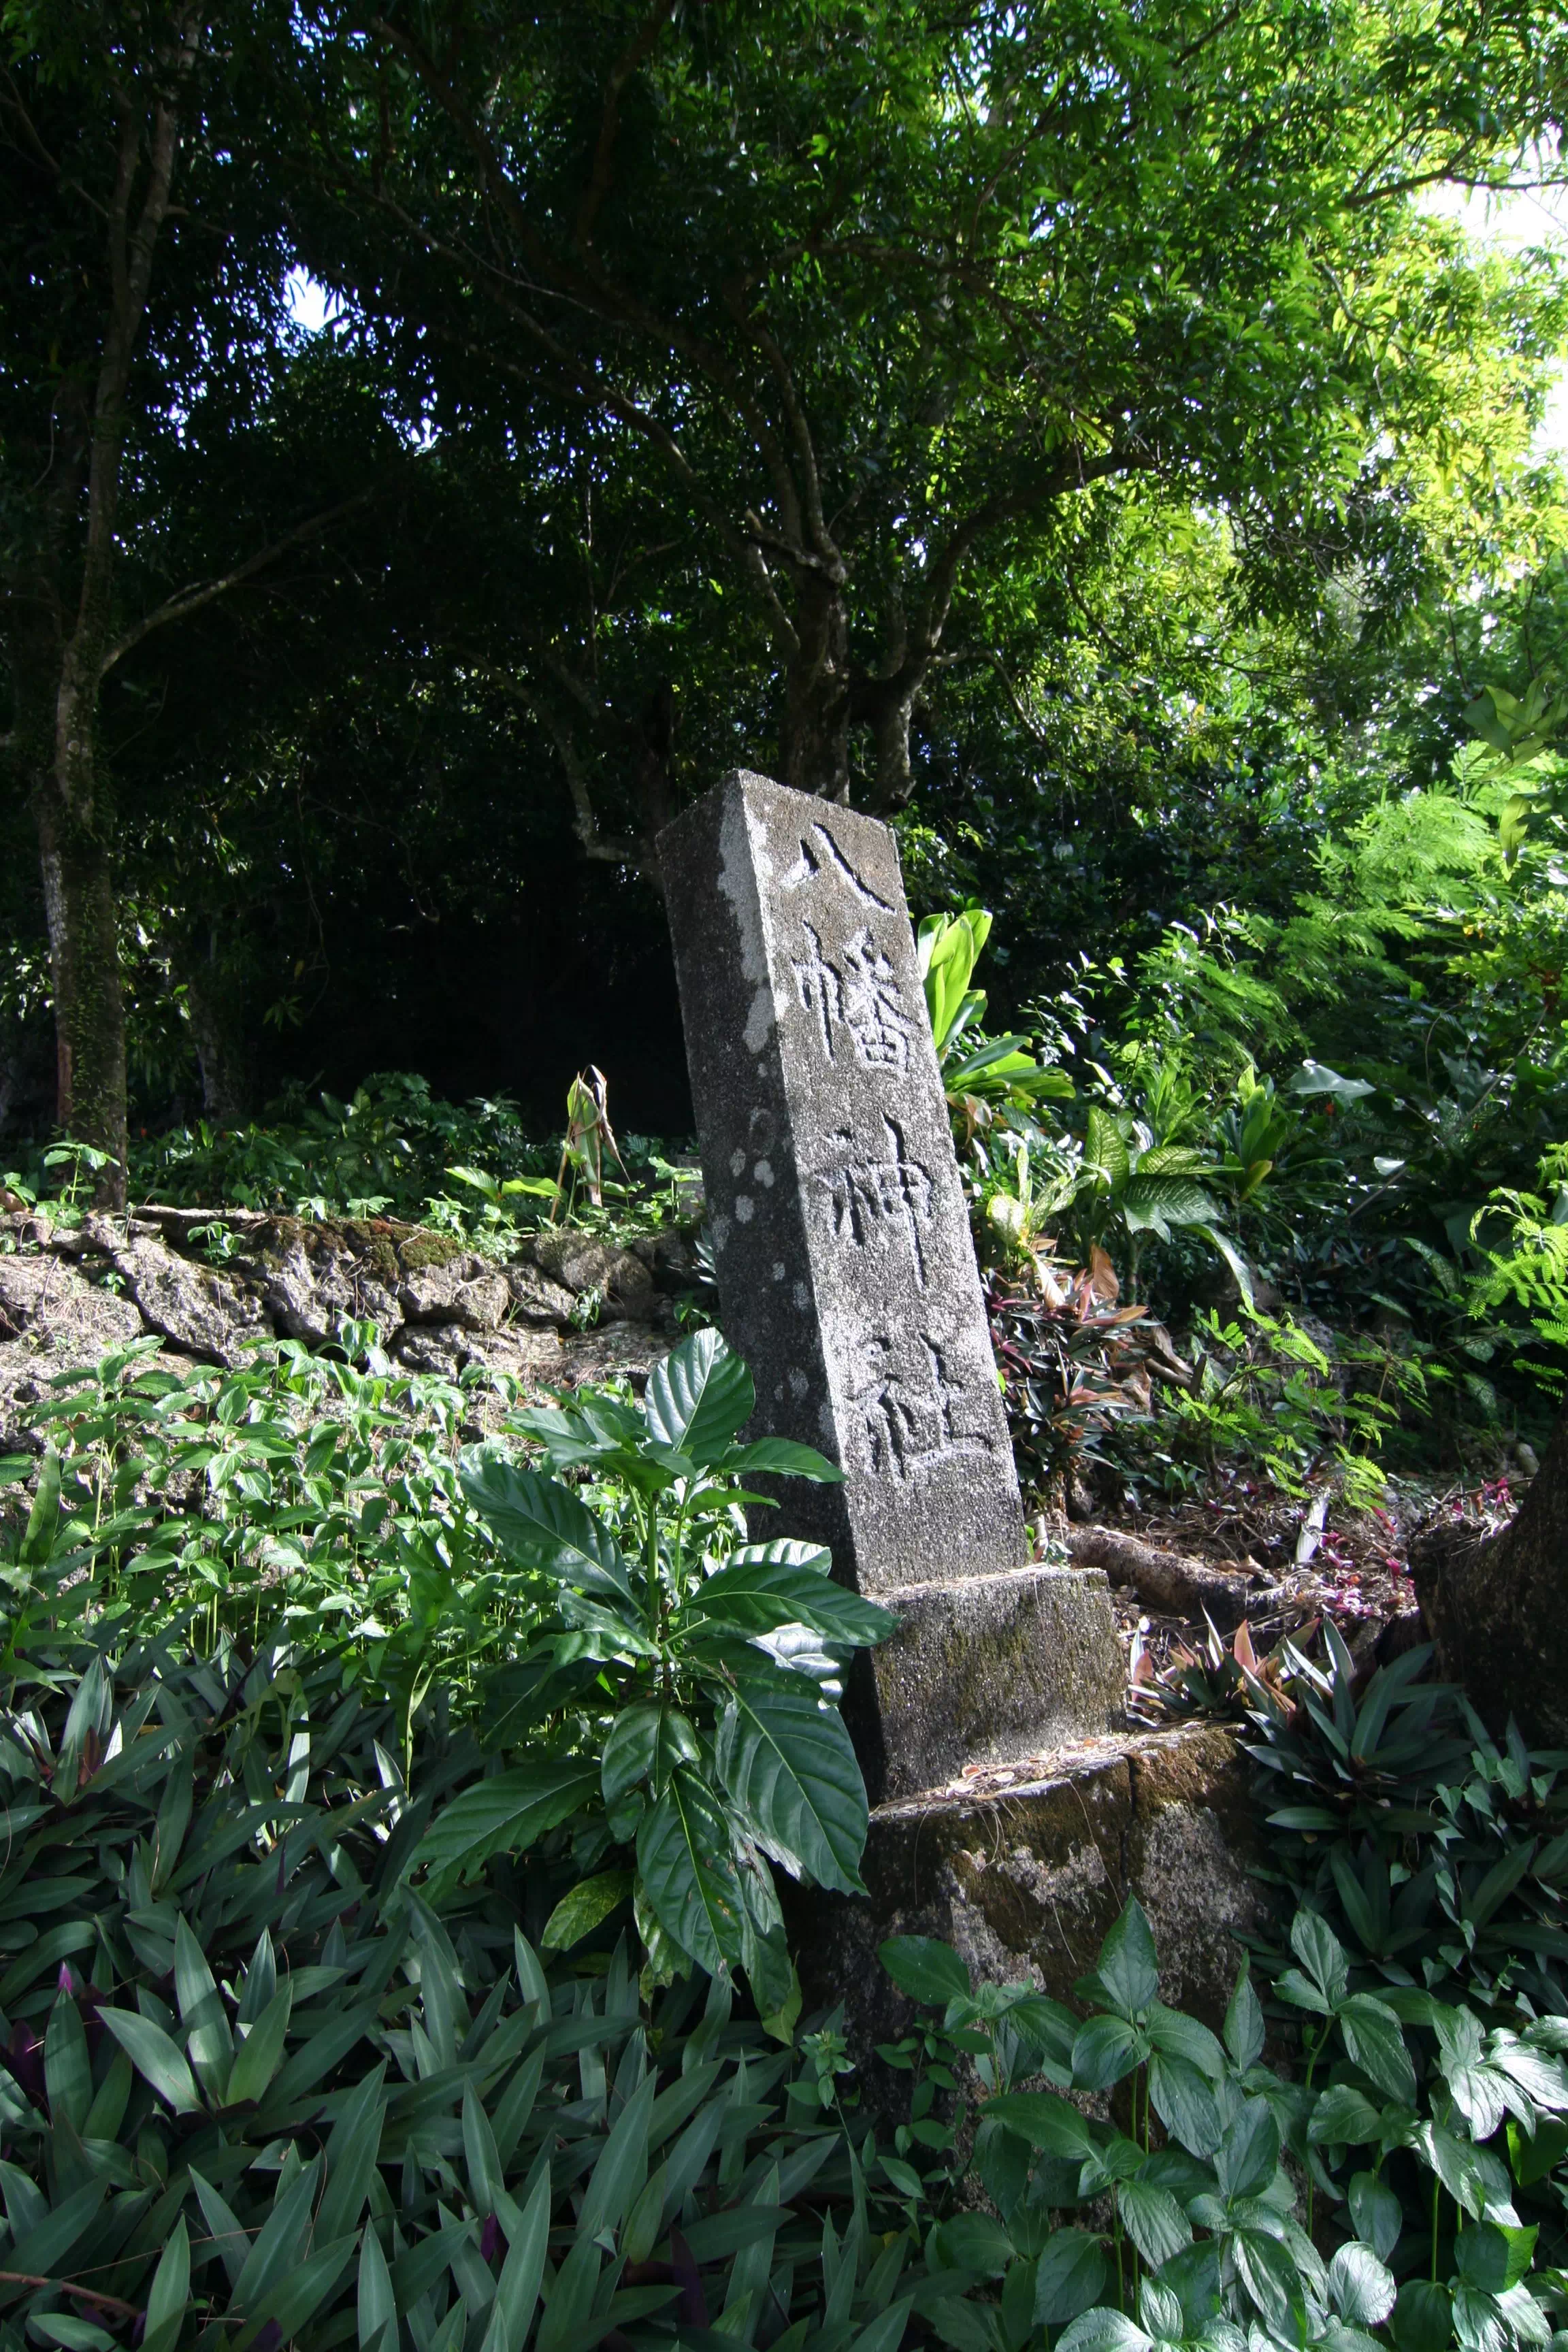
[100,491,374,674]
[575,0,676,254]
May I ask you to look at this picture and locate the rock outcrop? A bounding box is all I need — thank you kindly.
[0,1207,703,1446]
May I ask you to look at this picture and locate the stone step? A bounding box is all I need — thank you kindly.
[845,1563,1125,1804]
[789,1722,1270,2052]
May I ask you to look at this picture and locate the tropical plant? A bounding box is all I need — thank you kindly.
[877,1899,1568,2352]
[0,1330,544,1744]
[1065,1105,1252,1307]
[987,1256,1158,1498]
[0,1627,961,2352]
[1245,1624,1568,2022]
[434,1328,891,2019]
[919,908,1075,1145]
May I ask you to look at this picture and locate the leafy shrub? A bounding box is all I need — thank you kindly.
[444,1330,890,2020]
[1245,1626,1568,2022]
[878,1900,1568,2352]
[0,1335,546,1738]
[0,1631,955,2352]
[3,1328,889,2033]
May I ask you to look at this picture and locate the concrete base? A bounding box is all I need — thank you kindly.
[845,1564,1125,1803]
[788,1723,1275,2093]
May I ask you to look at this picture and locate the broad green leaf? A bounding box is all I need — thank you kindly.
[1072,2013,1143,2089]
[636,1767,747,1976]
[983,2091,1097,2156]
[1148,2053,1220,2157]
[644,1329,755,1464]
[1309,2084,1383,2145]
[1057,2310,1153,2352]
[879,1936,971,2007]
[1224,1958,1265,2073]
[1217,2095,1280,2199]
[542,1869,634,1951]
[723,1435,845,1481]
[684,1557,894,1646]
[715,1680,869,1893]
[1328,2242,1397,2326]
[460,1458,634,1598]
[1085,1899,1159,2019]
[1339,1993,1416,2105]
[1118,2180,1192,2268]
[602,1705,661,1803]
[1394,2281,1453,2352]
[99,2007,202,2114]
[418,1761,598,1881]
[1349,2170,1402,2261]
[932,2215,1015,2278]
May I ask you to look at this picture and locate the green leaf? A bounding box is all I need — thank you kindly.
[932,2215,1015,2278]
[1394,2282,1453,2352]
[1085,1899,1159,2019]
[1328,2243,1397,2326]
[542,1869,634,1951]
[460,1458,634,1599]
[317,2064,388,2243]
[225,1981,293,2106]
[1233,2228,1307,2340]
[1289,1909,1349,2010]
[99,2006,202,2114]
[1349,2170,1402,2261]
[1339,1993,1416,2104]
[18,1448,61,1570]
[1148,2053,1220,2157]
[983,2092,1097,2157]
[1118,2180,1192,2268]
[1073,2014,1144,2089]
[45,1989,92,2134]
[418,1761,598,1882]
[1057,2310,1153,2352]
[879,1936,971,2007]
[715,1680,869,1893]
[644,1329,755,1464]
[685,1556,894,1646]
[174,1915,231,2095]
[358,2223,397,2352]
[602,1705,661,1803]
[1216,2097,1280,2200]
[725,1438,845,1481]
[1034,2230,1109,2323]
[144,2216,191,2352]
[636,1767,747,1975]
[1224,1959,1265,2073]
[482,2168,552,2352]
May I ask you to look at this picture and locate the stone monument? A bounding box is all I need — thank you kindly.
[659,772,1122,1801]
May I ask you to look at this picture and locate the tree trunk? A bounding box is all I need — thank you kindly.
[183,927,252,1126]
[781,576,851,801]
[1411,1409,1568,1745]
[35,755,128,1204]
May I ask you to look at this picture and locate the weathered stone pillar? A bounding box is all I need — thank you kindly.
[659,772,1122,1800]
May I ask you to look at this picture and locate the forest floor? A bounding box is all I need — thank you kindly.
[1097,1465,1517,1688]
